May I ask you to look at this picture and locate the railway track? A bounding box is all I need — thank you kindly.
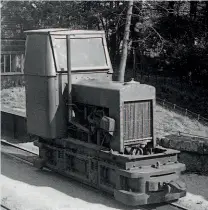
[1,139,38,165]
[1,139,37,155]
[1,139,188,210]
[1,204,11,210]
[169,203,189,210]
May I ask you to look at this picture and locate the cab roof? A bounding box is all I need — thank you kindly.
[24,28,105,35]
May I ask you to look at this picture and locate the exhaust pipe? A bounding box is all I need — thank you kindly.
[67,35,72,122]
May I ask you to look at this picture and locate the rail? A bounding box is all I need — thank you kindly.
[1,139,38,166]
[169,203,189,210]
[1,139,37,155]
[0,204,11,210]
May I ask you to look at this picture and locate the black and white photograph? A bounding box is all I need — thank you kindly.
[1,1,208,210]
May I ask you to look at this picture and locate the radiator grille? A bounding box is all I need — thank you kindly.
[123,100,152,143]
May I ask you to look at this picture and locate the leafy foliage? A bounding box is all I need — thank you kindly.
[1,1,208,86]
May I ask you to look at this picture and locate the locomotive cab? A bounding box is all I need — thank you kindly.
[24,29,113,139]
[24,29,186,206]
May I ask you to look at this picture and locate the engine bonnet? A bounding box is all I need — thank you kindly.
[72,79,155,107]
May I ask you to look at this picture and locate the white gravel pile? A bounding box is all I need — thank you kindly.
[1,87,26,112]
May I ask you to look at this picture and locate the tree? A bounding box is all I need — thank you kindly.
[117,0,133,82]
[1,1,208,87]
[190,1,197,20]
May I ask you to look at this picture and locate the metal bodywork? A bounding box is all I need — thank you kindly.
[72,79,155,152]
[24,29,112,139]
[35,138,186,206]
[24,28,186,206]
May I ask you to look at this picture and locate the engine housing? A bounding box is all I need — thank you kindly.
[72,79,156,153]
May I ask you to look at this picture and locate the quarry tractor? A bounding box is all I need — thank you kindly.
[24,28,186,206]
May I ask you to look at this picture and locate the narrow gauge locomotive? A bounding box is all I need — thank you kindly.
[24,29,186,206]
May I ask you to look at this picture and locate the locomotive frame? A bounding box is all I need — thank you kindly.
[35,137,186,206]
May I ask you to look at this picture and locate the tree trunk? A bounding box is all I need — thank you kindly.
[168,1,175,17]
[205,2,208,28]
[190,1,197,20]
[130,1,142,77]
[117,0,133,82]
[189,1,198,46]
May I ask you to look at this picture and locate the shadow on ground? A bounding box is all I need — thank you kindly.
[1,153,131,210]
